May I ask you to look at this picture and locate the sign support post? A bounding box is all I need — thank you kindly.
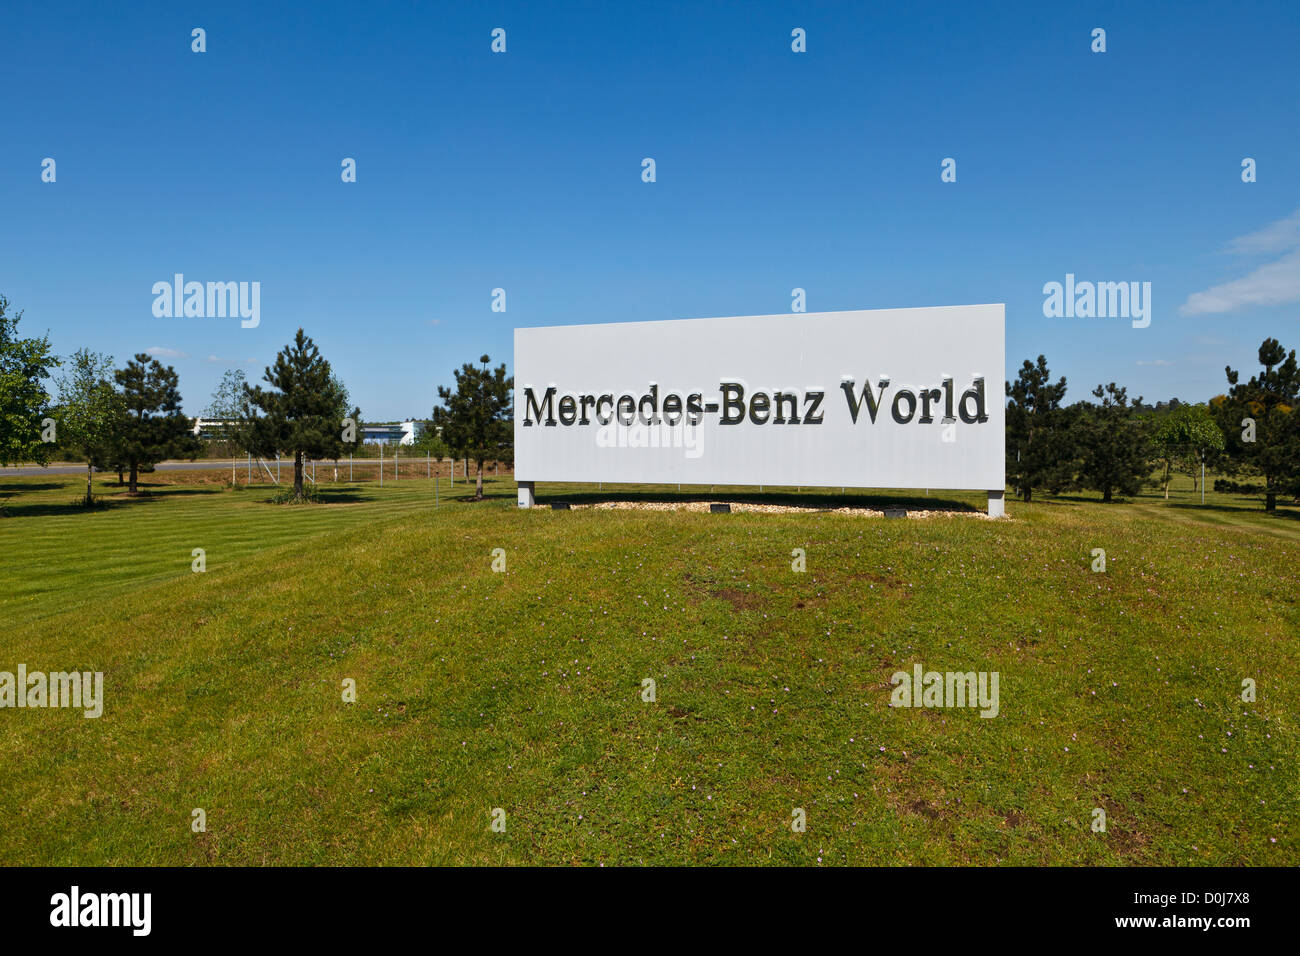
[518,481,535,508]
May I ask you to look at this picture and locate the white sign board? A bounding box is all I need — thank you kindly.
[514,304,1005,511]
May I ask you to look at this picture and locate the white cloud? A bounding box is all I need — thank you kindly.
[1225,208,1300,255]
[146,346,188,359]
[1180,248,1300,316]
[1180,209,1300,315]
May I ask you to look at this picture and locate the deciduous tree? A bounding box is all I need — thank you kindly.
[0,295,59,466]
[1152,404,1225,499]
[54,350,123,505]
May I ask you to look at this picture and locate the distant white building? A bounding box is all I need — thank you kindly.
[362,422,417,446]
[191,418,240,439]
[193,419,420,446]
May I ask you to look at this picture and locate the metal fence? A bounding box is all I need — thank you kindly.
[228,455,512,487]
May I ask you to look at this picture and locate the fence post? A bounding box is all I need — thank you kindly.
[380,445,384,488]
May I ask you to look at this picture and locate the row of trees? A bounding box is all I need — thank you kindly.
[1006,338,1300,511]
[5,290,1293,509]
[193,337,513,501]
[1,294,514,503]
[55,349,200,501]
[3,296,205,500]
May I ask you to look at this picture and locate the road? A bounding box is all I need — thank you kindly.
[6,460,276,477]
[2,458,452,478]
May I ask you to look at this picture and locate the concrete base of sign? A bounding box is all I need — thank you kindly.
[517,481,535,508]
[987,490,1005,518]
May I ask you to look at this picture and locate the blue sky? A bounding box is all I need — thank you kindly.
[3,0,1298,420]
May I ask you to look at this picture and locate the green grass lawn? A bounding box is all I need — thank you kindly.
[1,471,1296,865]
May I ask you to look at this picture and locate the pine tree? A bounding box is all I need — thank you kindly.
[1075,383,1151,503]
[1281,400,1300,503]
[431,354,513,499]
[112,354,200,492]
[1004,356,1074,501]
[239,329,348,500]
[1221,338,1299,513]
